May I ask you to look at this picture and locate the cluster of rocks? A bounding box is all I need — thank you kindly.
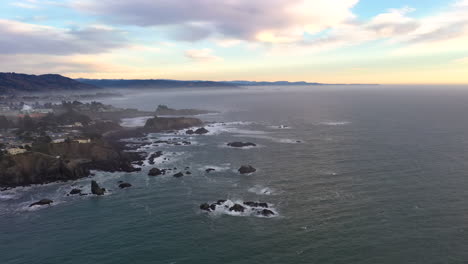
[148,167,192,178]
[186,127,209,135]
[199,200,276,217]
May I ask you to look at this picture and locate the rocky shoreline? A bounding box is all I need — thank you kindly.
[1,103,276,218]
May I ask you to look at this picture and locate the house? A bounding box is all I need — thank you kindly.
[76,138,91,144]
[7,148,27,155]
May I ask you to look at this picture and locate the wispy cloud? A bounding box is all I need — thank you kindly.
[184,48,222,62]
[0,19,127,55]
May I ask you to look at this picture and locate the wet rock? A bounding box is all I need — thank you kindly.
[209,204,217,211]
[29,199,53,207]
[238,165,256,174]
[194,127,209,135]
[243,201,268,208]
[91,180,105,195]
[229,204,245,212]
[216,199,226,205]
[119,183,132,189]
[227,142,256,148]
[186,130,194,135]
[200,203,211,211]
[69,189,82,195]
[173,172,184,178]
[258,209,275,217]
[185,171,192,175]
[148,168,162,176]
[205,168,216,173]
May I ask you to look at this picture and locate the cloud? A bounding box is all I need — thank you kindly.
[0,19,127,55]
[73,0,359,43]
[184,48,222,62]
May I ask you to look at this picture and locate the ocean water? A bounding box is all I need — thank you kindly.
[2,85,468,264]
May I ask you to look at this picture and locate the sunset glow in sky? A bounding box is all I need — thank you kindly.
[1,0,468,84]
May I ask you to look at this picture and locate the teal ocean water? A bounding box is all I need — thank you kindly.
[1,85,468,263]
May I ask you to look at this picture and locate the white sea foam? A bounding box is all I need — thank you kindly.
[319,121,351,126]
[202,199,278,218]
[198,165,231,172]
[248,186,274,195]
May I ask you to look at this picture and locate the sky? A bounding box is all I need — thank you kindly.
[0,0,468,84]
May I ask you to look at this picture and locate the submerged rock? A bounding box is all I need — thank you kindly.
[227,142,256,148]
[185,171,192,175]
[148,168,163,176]
[258,209,275,217]
[91,180,105,195]
[173,172,184,178]
[29,199,53,207]
[69,189,82,195]
[205,168,216,173]
[118,182,132,189]
[200,203,211,211]
[238,165,256,174]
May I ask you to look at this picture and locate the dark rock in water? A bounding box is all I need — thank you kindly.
[229,204,245,212]
[216,200,226,205]
[182,141,191,145]
[243,201,269,208]
[185,167,190,170]
[258,209,275,217]
[200,203,211,211]
[209,204,217,211]
[148,168,162,176]
[185,171,192,175]
[29,199,53,207]
[69,189,82,195]
[119,183,132,189]
[91,180,105,195]
[227,142,256,148]
[186,130,194,135]
[238,165,256,174]
[296,141,302,143]
[194,127,209,135]
[205,168,216,173]
[173,172,184,178]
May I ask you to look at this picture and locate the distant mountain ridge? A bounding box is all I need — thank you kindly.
[224,81,324,86]
[0,72,98,94]
[77,79,238,89]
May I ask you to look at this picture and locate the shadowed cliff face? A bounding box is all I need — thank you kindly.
[143,116,203,132]
[0,152,90,187]
[0,141,141,187]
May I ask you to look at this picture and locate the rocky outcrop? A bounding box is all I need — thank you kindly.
[205,168,215,173]
[29,199,53,207]
[227,142,256,148]
[144,116,203,132]
[194,127,209,135]
[238,165,256,174]
[243,201,268,208]
[91,180,105,195]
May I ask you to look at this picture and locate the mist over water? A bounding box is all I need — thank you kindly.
[2,85,468,264]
